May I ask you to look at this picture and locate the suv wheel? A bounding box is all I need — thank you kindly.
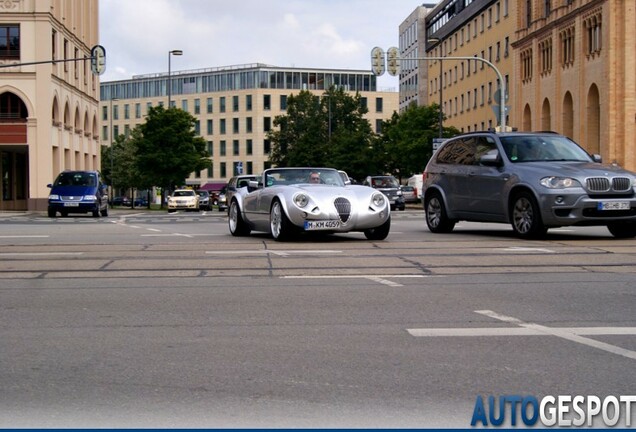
[425,192,456,233]
[510,192,546,238]
[607,222,636,238]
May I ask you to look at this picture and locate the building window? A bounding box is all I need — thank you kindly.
[51,29,56,62]
[246,95,252,111]
[207,119,213,135]
[113,105,119,120]
[375,97,383,113]
[207,97,213,113]
[521,48,533,82]
[544,0,551,17]
[207,162,213,178]
[220,140,226,156]
[264,139,271,154]
[220,119,226,134]
[264,95,271,110]
[135,103,141,118]
[233,140,239,156]
[264,117,271,132]
[207,141,213,156]
[560,27,575,67]
[233,95,239,112]
[504,37,510,58]
[220,162,226,178]
[539,38,552,75]
[220,96,226,113]
[375,119,383,134]
[246,161,253,175]
[124,104,130,120]
[0,25,19,59]
[246,117,253,133]
[233,118,239,134]
[102,106,108,121]
[194,98,200,114]
[74,48,79,79]
[181,99,188,111]
[194,120,200,135]
[584,13,602,57]
[280,95,287,110]
[246,139,253,155]
[102,125,108,140]
[63,39,68,71]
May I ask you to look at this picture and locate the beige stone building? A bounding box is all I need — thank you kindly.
[100,64,398,186]
[512,0,636,171]
[0,0,100,211]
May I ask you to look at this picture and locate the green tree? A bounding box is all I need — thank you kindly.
[132,106,209,206]
[380,103,460,180]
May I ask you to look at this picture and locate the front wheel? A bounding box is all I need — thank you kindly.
[48,209,56,218]
[424,192,455,233]
[607,222,636,238]
[510,191,546,238]
[364,217,391,240]
[228,200,250,236]
[270,200,293,241]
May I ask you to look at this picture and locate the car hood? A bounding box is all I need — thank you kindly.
[513,161,635,178]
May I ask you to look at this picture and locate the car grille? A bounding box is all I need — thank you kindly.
[334,197,351,223]
[61,195,82,201]
[586,177,632,192]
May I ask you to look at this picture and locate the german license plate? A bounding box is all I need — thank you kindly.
[304,220,341,230]
[63,202,79,207]
[597,201,630,211]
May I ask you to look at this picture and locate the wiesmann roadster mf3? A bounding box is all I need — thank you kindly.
[228,167,391,241]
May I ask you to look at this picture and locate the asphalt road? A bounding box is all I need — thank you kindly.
[1,209,635,427]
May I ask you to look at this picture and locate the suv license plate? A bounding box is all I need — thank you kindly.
[304,220,341,230]
[598,201,630,211]
[63,202,80,207]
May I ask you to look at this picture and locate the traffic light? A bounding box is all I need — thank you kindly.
[90,45,106,76]
[370,46,385,76]
[387,46,400,76]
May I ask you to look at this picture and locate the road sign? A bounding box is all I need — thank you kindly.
[386,47,400,76]
[493,88,509,103]
[370,46,385,76]
[90,45,106,75]
[491,105,510,124]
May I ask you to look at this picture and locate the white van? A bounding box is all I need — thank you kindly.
[407,174,423,200]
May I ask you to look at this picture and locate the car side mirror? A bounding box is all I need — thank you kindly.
[480,151,502,166]
[592,154,602,163]
[249,180,261,190]
[47,183,53,188]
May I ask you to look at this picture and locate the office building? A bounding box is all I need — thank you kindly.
[0,0,100,211]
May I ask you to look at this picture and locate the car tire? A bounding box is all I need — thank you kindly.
[510,191,547,238]
[425,192,456,233]
[270,199,292,241]
[364,217,391,240]
[60,210,68,217]
[228,200,251,236]
[48,209,56,218]
[607,222,636,238]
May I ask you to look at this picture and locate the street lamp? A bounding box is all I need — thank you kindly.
[167,49,183,107]
[427,38,444,138]
[109,97,119,205]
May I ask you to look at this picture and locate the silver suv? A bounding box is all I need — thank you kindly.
[422,131,636,238]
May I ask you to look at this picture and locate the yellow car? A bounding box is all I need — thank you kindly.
[167,189,199,212]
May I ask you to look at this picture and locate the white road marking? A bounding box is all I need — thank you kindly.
[0,235,49,238]
[0,252,83,256]
[408,310,636,361]
[282,274,436,287]
[206,250,342,257]
[502,247,555,253]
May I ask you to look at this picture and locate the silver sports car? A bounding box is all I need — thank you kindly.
[228,167,391,241]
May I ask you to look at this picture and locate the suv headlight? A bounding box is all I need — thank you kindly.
[540,177,581,189]
[48,194,60,200]
[83,195,98,201]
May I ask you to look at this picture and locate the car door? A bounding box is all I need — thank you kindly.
[433,138,475,215]
[466,136,508,219]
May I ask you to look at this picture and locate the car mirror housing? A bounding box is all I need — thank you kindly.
[592,154,602,163]
[480,152,502,166]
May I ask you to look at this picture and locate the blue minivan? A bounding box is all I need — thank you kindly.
[47,170,109,217]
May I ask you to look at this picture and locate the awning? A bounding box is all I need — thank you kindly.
[200,182,226,192]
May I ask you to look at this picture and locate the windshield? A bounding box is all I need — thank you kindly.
[500,135,593,163]
[173,190,195,197]
[54,172,97,187]
[264,168,344,187]
[371,176,399,188]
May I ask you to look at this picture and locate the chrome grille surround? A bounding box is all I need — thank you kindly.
[586,177,633,193]
[334,197,351,223]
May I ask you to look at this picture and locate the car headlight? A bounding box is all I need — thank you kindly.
[48,194,60,200]
[294,193,309,208]
[372,193,385,207]
[397,190,403,196]
[83,195,98,201]
[540,177,581,189]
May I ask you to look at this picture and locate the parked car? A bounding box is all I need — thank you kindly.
[196,190,212,210]
[110,196,130,207]
[228,167,391,241]
[216,185,228,211]
[47,170,109,217]
[401,185,418,203]
[225,175,258,212]
[407,174,423,201]
[167,189,199,213]
[422,131,636,238]
[363,175,405,211]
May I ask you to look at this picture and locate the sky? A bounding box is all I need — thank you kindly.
[98,0,438,91]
